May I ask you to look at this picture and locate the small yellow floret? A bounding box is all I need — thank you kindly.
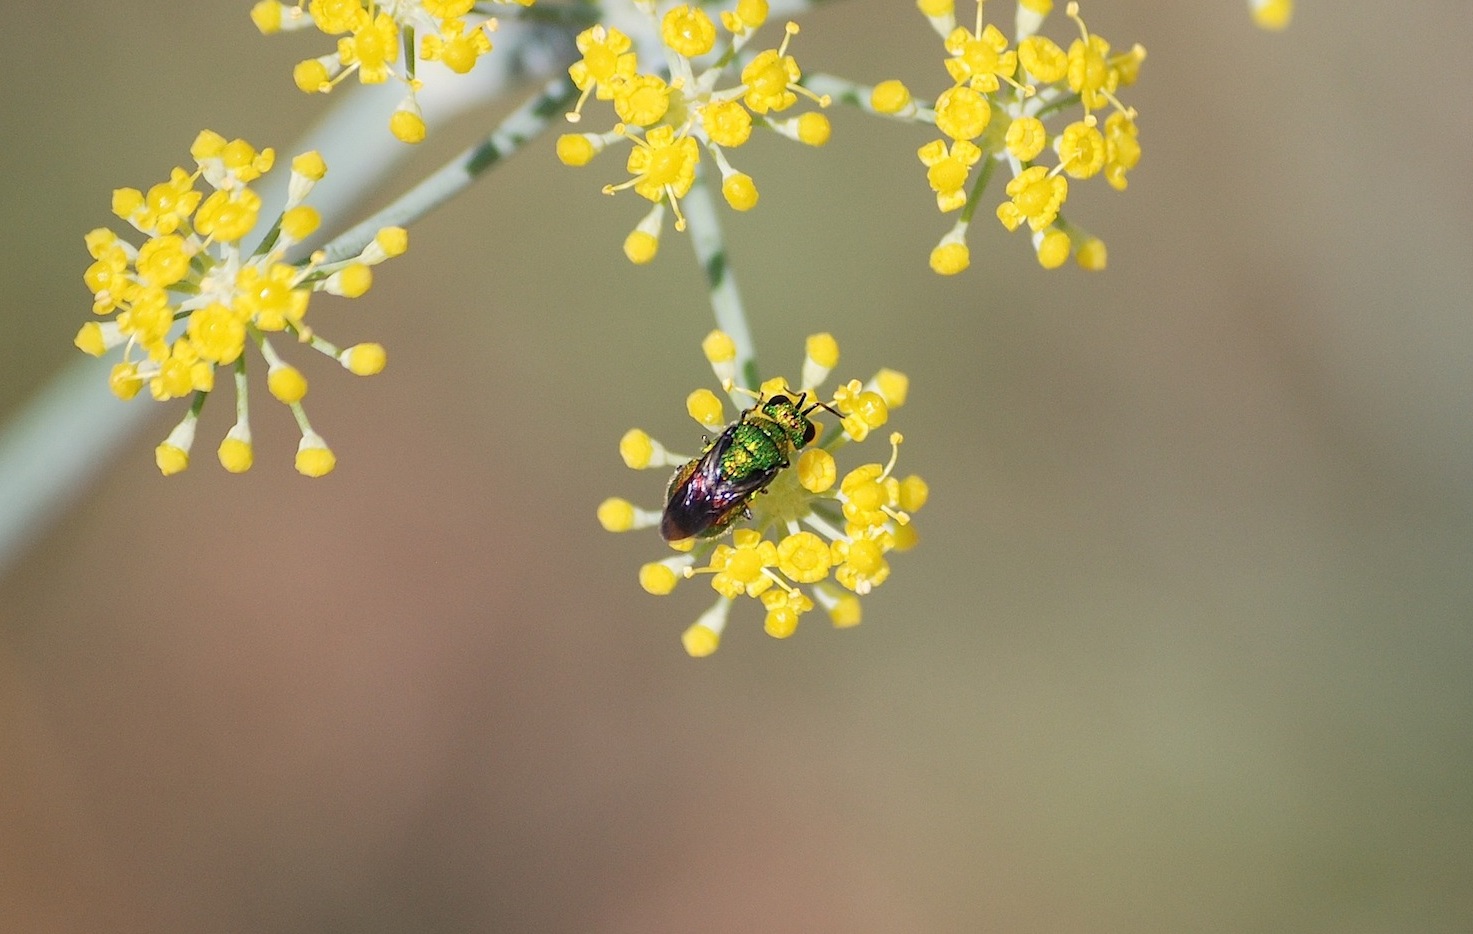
[292,151,327,180]
[294,59,332,93]
[899,475,930,511]
[375,226,409,256]
[155,444,189,476]
[930,240,970,275]
[598,497,637,532]
[870,79,912,115]
[1005,115,1048,161]
[796,112,831,147]
[390,110,427,144]
[624,229,659,264]
[797,448,836,493]
[686,389,725,428]
[342,343,387,375]
[639,562,679,595]
[727,0,768,31]
[268,364,309,403]
[702,330,736,364]
[108,362,144,400]
[764,607,799,639]
[328,263,373,297]
[619,429,655,469]
[682,622,720,657]
[295,434,336,477]
[917,0,954,16]
[1076,237,1107,270]
[805,332,839,369]
[556,133,598,166]
[662,5,717,57]
[1018,36,1067,83]
[827,593,862,628]
[1036,227,1071,268]
[721,173,759,211]
[74,322,107,357]
[218,435,254,473]
[777,531,832,583]
[281,205,321,241]
[251,0,283,33]
[872,368,909,408]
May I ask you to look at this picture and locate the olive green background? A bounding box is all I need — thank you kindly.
[3,2,1471,931]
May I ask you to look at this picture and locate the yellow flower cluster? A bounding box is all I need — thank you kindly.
[250,0,526,142]
[554,1,832,264]
[598,332,927,656]
[76,130,404,476]
[880,0,1143,274]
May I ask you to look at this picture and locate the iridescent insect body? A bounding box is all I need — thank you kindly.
[660,392,834,542]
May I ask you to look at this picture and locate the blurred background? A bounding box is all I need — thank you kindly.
[3,1,1471,931]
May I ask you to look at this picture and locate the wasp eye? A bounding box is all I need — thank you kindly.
[802,420,817,445]
[769,394,792,406]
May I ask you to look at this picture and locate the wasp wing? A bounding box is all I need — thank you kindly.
[660,428,779,540]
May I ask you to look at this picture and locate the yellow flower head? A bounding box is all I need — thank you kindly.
[601,333,925,655]
[556,8,829,251]
[75,131,403,475]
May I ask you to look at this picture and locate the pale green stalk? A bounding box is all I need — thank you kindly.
[681,166,760,394]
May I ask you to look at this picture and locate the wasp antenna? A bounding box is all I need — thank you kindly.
[804,397,842,418]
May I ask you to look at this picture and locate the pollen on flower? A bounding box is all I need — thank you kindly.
[603,334,926,654]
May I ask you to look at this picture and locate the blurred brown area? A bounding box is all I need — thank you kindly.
[3,2,1472,931]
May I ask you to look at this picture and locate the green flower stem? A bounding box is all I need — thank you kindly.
[958,150,999,226]
[321,74,577,264]
[681,166,760,393]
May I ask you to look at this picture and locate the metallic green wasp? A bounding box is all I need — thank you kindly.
[660,392,836,542]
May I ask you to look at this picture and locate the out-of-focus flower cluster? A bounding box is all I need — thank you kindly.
[251,0,531,142]
[598,332,927,656]
[554,0,833,264]
[76,130,404,476]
